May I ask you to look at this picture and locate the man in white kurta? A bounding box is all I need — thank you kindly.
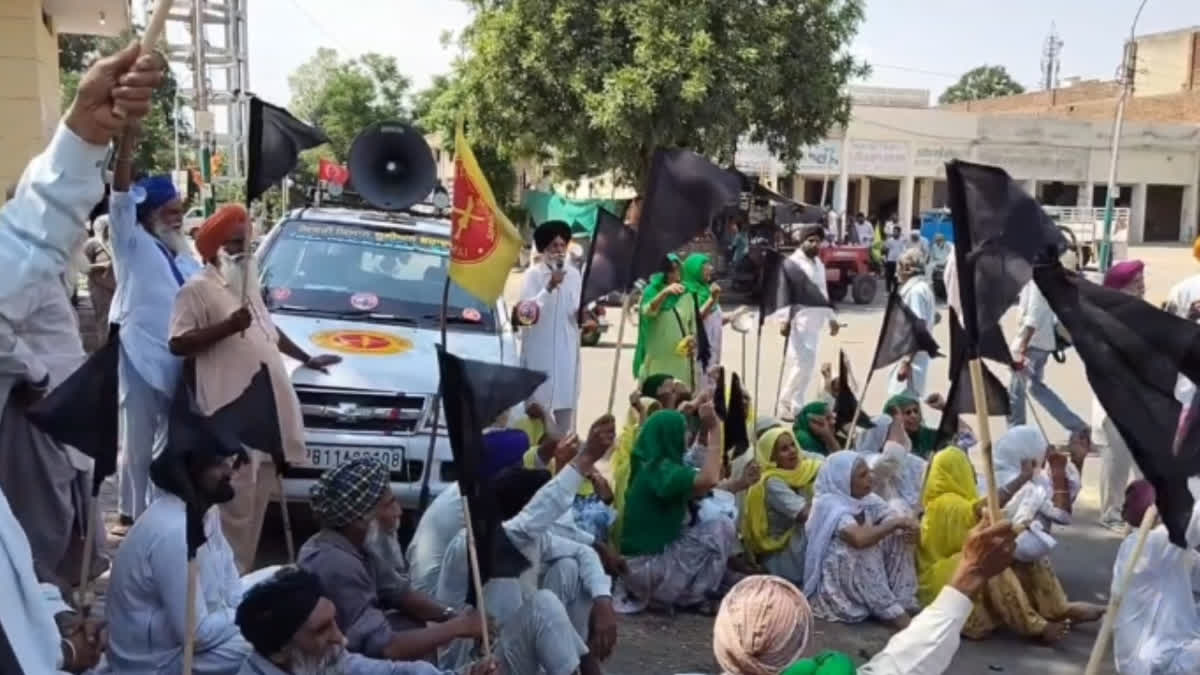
[887,248,937,399]
[780,225,837,419]
[518,221,581,436]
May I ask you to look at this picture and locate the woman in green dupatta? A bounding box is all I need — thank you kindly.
[633,254,699,390]
[884,394,939,458]
[792,401,840,457]
[619,408,736,613]
[682,252,722,374]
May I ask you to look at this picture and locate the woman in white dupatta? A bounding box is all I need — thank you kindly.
[1112,479,1200,675]
[802,451,919,628]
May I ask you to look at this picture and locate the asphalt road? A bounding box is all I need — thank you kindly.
[91,244,1197,674]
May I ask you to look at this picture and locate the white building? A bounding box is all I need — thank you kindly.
[737,87,1200,244]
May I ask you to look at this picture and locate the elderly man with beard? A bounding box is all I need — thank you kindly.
[299,459,488,664]
[235,567,497,675]
[886,247,936,399]
[168,203,339,571]
[107,173,203,533]
[99,396,251,674]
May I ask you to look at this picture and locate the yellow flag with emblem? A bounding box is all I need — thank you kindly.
[450,119,522,304]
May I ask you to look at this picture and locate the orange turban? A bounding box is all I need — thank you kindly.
[1193,235,1200,263]
[195,204,249,260]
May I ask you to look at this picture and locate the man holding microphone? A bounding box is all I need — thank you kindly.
[517,220,582,436]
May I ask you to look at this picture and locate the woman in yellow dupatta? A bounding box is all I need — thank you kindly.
[740,427,822,584]
[917,447,1071,643]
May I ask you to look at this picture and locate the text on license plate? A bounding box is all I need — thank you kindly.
[307,446,405,471]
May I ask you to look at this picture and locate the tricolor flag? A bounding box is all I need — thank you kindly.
[450,120,522,304]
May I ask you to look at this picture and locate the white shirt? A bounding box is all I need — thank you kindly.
[782,250,834,339]
[518,261,582,411]
[859,586,974,674]
[884,238,905,263]
[855,222,875,246]
[1014,281,1057,352]
[108,191,202,396]
[102,494,246,674]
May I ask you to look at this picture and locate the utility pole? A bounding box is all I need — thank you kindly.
[1040,22,1063,92]
[1099,0,1148,272]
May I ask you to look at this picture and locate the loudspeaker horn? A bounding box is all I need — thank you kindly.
[347,121,438,212]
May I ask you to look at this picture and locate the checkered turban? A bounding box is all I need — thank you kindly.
[310,457,389,528]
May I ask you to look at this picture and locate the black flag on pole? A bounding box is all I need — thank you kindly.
[633,149,741,283]
[436,347,547,597]
[834,350,875,434]
[724,372,751,465]
[580,204,637,308]
[1034,263,1200,548]
[759,248,832,324]
[945,160,1064,347]
[247,97,329,203]
[870,292,941,371]
[936,308,1011,449]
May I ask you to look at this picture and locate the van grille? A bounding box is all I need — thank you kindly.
[295,387,427,434]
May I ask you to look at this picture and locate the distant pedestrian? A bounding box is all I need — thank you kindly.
[883,226,904,295]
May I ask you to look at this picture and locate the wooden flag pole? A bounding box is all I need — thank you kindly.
[182,560,199,675]
[417,278,452,510]
[1083,505,1157,675]
[773,330,791,417]
[1026,396,1051,444]
[605,293,634,415]
[276,473,296,563]
[113,0,172,119]
[967,358,1002,521]
[843,372,875,450]
[740,329,748,384]
[459,499,493,655]
[75,495,101,613]
[753,325,763,420]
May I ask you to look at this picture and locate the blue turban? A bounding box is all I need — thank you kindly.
[482,428,531,479]
[134,175,179,222]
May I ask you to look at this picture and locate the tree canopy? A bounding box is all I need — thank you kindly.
[59,32,186,175]
[938,65,1026,105]
[446,0,868,190]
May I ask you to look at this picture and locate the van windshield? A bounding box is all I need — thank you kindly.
[258,220,496,331]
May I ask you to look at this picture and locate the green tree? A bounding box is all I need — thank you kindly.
[287,49,412,161]
[447,0,868,190]
[938,65,1026,105]
[59,32,188,174]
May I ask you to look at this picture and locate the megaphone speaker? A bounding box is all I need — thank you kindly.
[348,121,437,212]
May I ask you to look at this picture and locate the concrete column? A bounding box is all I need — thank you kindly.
[1131,183,1148,244]
[899,174,916,228]
[1082,180,1096,208]
[1181,183,1197,243]
[917,178,934,211]
[858,177,871,217]
[0,3,60,201]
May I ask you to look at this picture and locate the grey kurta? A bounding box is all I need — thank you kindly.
[761,477,808,584]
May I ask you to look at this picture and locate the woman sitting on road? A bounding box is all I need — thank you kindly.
[610,374,677,546]
[792,401,840,457]
[741,427,822,584]
[860,414,928,517]
[803,451,920,628]
[618,407,736,615]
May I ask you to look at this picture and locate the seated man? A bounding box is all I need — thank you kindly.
[436,466,619,675]
[298,458,485,662]
[235,567,495,675]
[101,396,252,674]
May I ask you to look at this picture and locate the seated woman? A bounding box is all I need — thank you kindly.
[523,429,616,543]
[741,427,822,584]
[792,401,840,457]
[619,407,735,615]
[803,451,919,628]
[865,415,929,516]
[610,374,676,546]
[1112,480,1200,675]
[918,446,1097,644]
[633,254,697,390]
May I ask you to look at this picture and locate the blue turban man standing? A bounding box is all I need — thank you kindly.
[108,174,202,534]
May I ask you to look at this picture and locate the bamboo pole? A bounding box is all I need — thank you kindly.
[1083,505,1157,675]
[605,294,633,415]
[182,560,198,675]
[968,358,1002,521]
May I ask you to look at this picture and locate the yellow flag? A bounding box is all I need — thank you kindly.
[450,120,522,304]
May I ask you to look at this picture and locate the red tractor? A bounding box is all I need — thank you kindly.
[819,245,878,305]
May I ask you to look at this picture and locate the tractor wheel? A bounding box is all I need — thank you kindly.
[827,282,848,303]
[851,275,878,305]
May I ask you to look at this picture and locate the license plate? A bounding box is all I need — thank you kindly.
[826,268,842,282]
[307,446,405,472]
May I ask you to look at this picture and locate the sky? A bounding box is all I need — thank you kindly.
[146,0,1200,112]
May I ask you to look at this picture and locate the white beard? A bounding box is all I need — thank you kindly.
[154,224,192,257]
[364,518,406,573]
[219,252,257,301]
[284,644,345,675]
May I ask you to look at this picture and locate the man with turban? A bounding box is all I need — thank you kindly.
[168,203,340,570]
[107,172,204,533]
[517,220,582,435]
[779,224,837,420]
[235,567,496,674]
[886,247,936,399]
[0,44,165,595]
[298,458,487,664]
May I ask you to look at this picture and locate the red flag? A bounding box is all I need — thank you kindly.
[318,158,350,185]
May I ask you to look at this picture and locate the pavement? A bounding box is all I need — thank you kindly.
[85,244,1197,674]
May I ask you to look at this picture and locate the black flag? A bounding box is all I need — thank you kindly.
[1035,263,1200,547]
[208,365,285,471]
[834,350,875,434]
[633,149,741,283]
[580,204,637,308]
[937,308,1012,449]
[759,248,832,323]
[27,336,119,495]
[436,347,547,593]
[247,97,329,203]
[870,292,941,371]
[945,160,1064,346]
[725,373,751,466]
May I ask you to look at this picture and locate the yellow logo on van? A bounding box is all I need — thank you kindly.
[311,330,413,355]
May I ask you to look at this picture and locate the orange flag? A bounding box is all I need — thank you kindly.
[450,120,522,304]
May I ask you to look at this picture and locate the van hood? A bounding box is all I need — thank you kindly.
[272,313,516,395]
